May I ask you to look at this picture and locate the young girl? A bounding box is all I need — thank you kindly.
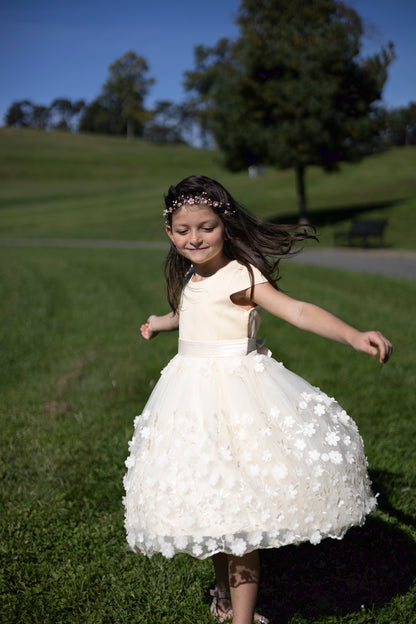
[123,175,392,624]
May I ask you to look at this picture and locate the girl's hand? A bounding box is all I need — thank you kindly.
[140,315,159,340]
[351,330,392,364]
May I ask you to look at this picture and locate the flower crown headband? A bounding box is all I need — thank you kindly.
[163,192,235,222]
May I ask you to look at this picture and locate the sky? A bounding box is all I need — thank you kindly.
[0,0,415,126]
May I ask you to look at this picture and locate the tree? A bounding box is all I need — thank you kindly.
[143,100,187,144]
[102,51,155,139]
[78,97,125,135]
[49,98,85,131]
[184,0,395,221]
[4,100,35,127]
[384,102,416,146]
[31,105,51,130]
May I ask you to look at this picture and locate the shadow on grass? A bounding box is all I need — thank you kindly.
[266,199,404,227]
[258,514,416,623]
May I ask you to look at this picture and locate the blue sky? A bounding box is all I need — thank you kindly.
[0,0,415,126]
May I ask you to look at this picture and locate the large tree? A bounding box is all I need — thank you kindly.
[102,51,155,140]
[184,0,394,221]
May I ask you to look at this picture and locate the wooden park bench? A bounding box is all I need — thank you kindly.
[334,219,388,248]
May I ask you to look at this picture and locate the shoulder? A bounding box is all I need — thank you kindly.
[228,260,268,293]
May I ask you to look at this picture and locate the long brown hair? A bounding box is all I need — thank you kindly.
[163,175,316,311]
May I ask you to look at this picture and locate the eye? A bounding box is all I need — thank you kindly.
[203,227,214,232]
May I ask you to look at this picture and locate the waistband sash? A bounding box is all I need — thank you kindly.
[178,338,257,358]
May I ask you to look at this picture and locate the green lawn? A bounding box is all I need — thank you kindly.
[1,244,415,623]
[0,128,415,249]
[1,130,415,623]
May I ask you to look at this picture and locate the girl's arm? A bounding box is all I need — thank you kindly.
[246,282,392,364]
[140,312,179,340]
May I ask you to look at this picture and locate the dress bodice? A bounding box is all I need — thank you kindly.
[179,260,268,342]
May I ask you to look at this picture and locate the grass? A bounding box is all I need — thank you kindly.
[1,130,416,623]
[0,128,415,249]
[1,246,416,623]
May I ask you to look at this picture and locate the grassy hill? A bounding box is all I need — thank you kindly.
[1,129,416,623]
[1,128,415,248]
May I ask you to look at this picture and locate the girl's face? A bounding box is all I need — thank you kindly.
[166,203,227,271]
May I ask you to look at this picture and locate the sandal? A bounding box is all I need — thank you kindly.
[209,588,269,624]
[210,588,232,622]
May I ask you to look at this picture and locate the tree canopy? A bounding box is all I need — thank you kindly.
[101,51,155,139]
[184,0,395,220]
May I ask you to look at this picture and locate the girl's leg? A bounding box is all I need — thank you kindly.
[228,550,260,624]
[212,553,232,616]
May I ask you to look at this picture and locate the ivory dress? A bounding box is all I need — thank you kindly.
[123,260,377,559]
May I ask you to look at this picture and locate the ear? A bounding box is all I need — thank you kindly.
[165,224,175,244]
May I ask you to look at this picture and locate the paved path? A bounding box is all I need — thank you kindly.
[1,237,415,281]
[292,246,416,281]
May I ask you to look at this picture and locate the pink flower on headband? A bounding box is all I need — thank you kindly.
[163,193,234,221]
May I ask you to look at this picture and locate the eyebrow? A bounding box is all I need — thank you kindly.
[173,219,217,227]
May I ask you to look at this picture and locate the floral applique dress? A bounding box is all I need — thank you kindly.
[123,260,377,559]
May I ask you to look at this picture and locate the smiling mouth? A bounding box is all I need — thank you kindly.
[187,247,208,251]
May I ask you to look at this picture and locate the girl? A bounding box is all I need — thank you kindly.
[123,175,392,624]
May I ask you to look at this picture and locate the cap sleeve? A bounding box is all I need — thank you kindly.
[229,262,268,295]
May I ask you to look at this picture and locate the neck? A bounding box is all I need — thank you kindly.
[192,255,230,281]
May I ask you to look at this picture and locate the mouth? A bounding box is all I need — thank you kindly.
[187,247,209,251]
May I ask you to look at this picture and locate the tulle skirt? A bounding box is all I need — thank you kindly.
[123,342,376,559]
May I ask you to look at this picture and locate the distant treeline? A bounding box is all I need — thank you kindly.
[5,85,415,150]
[5,0,416,222]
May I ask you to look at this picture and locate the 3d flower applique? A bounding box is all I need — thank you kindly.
[161,541,175,558]
[285,484,297,500]
[299,400,308,410]
[192,543,203,557]
[250,531,263,546]
[174,535,189,549]
[337,409,351,425]
[125,456,135,469]
[206,538,218,552]
[294,438,307,451]
[308,450,321,462]
[301,391,313,403]
[231,537,247,556]
[325,430,340,446]
[329,450,343,464]
[310,530,322,545]
[314,403,326,416]
[283,415,295,429]
[263,450,273,462]
[260,426,272,438]
[269,406,280,419]
[301,422,317,437]
[140,426,152,439]
[141,409,151,421]
[272,463,288,480]
[253,355,265,372]
[343,435,352,446]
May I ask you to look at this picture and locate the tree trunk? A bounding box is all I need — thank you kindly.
[295,164,308,224]
[127,118,135,141]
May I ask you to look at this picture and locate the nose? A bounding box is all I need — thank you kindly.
[189,229,203,246]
